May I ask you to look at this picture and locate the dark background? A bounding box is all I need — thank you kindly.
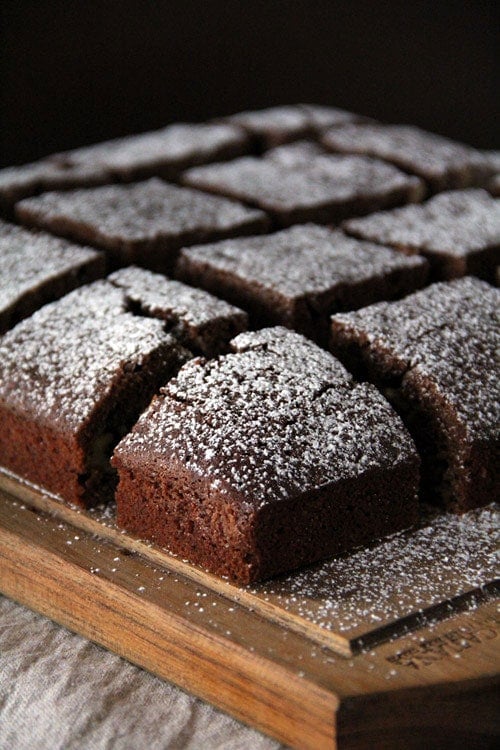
[1,0,498,168]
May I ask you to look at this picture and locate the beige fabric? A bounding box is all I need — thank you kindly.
[0,596,285,750]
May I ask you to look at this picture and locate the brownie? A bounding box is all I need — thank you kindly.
[108,266,248,356]
[265,139,328,166]
[0,159,109,217]
[176,224,428,345]
[343,189,500,282]
[330,277,500,512]
[16,178,269,272]
[112,327,420,583]
[322,123,493,193]
[218,104,365,150]
[0,219,105,334]
[0,279,194,507]
[183,154,424,227]
[482,151,500,197]
[54,122,250,182]
[299,103,372,132]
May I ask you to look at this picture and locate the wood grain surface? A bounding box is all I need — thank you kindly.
[0,472,499,749]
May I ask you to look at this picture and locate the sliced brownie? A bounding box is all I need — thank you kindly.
[112,327,420,583]
[108,266,248,356]
[16,178,269,272]
[176,224,428,345]
[0,123,248,215]
[0,219,105,334]
[183,155,423,227]
[265,140,328,167]
[322,123,493,192]
[0,279,194,507]
[218,104,365,150]
[54,122,249,181]
[0,159,109,217]
[343,189,500,281]
[299,103,371,132]
[330,277,500,512]
[482,151,500,197]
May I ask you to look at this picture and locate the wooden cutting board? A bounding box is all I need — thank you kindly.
[0,469,498,750]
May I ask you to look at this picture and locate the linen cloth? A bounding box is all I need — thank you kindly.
[0,595,285,750]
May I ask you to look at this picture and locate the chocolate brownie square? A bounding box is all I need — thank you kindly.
[108,266,248,356]
[219,104,365,150]
[330,277,500,512]
[0,279,193,507]
[264,140,328,167]
[55,122,250,182]
[482,151,500,197]
[299,103,371,132]
[16,178,269,272]
[343,189,500,282]
[322,123,493,193]
[112,327,419,583]
[183,154,424,227]
[0,123,249,216]
[0,219,105,333]
[0,159,109,217]
[176,224,428,345]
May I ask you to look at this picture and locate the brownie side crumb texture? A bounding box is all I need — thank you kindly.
[343,189,500,282]
[330,277,500,512]
[175,224,428,345]
[183,155,424,227]
[112,326,420,583]
[0,219,105,334]
[107,266,248,356]
[15,179,270,272]
[322,123,493,192]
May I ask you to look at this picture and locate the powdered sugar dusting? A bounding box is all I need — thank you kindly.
[117,327,417,507]
[332,277,500,440]
[221,104,362,144]
[251,504,499,642]
[108,266,246,330]
[344,189,500,257]
[0,159,109,206]
[0,220,102,313]
[322,123,491,186]
[265,140,327,167]
[183,154,422,219]
[57,122,248,176]
[17,179,267,246]
[299,103,368,130]
[0,280,188,430]
[180,224,426,298]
